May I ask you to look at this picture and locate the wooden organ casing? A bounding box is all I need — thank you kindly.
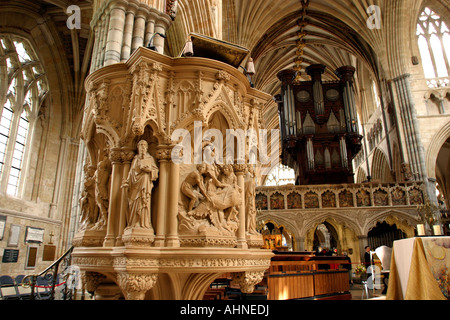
[276,65,363,185]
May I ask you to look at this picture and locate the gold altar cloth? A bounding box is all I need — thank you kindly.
[387,237,449,300]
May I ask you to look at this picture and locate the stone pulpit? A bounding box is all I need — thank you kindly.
[71,4,273,298]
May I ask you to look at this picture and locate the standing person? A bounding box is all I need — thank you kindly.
[364,246,374,280]
[343,252,353,286]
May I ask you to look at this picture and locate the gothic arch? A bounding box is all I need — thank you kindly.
[425,121,450,180]
[356,167,367,183]
[301,212,363,237]
[258,214,300,248]
[364,210,416,238]
[371,147,394,182]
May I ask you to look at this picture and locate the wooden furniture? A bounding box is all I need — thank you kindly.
[266,252,351,300]
[205,252,352,300]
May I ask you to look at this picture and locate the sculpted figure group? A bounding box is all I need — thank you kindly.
[79,150,112,231]
[179,159,259,237]
[79,138,259,242]
[79,140,159,233]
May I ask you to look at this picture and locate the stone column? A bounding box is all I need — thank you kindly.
[358,235,369,263]
[120,4,137,62]
[166,159,180,247]
[131,9,147,50]
[154,145,170,247]
[104,149,124,247]
[295,237,305,251]
[144,11,157,48]
[104,1,127,66]
[98,10,110,69]
[116,148,135,246]
[234,164,248,249]
[153,22,166,54]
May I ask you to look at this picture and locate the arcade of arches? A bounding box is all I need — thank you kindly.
[0,0,449,300]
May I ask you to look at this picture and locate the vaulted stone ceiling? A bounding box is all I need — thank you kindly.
[168,0,450,130]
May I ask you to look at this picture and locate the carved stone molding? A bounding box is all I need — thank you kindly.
[116,272,158,300]
[246,234,264,249]
[81,271,107,293]
[232,271,265,294]
[72,229,107,247]
[122,227,155,247]
[179,235,237,248]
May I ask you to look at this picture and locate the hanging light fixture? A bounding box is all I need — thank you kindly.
[294,0,310,82]
[183,35,194,57]
[246,57,255,75]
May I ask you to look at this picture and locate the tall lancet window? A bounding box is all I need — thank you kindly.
[416,7,450,88]
[0,36,48,197]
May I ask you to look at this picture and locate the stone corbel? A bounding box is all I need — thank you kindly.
[232,271,264,294]
[117,272,158,300]
[81,271,107,294]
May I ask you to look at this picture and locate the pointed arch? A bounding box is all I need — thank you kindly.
[371,148,394,182]
[425,120,450,180]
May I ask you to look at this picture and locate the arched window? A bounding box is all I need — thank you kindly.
[264,164,296,186]
[0,35,48,196]
[416,7,450,88]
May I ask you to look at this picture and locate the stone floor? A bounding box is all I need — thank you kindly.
[349,282,386,300]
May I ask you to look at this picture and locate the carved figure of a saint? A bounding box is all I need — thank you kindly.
[79,164,98,230]
[94,151,111,230]
[123,140,159,230]
[245,165,259,235]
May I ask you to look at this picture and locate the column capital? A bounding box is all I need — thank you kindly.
[156,145,173,161]
[109,148,135,164]
[233,164,248,174]
[117,272,158,300]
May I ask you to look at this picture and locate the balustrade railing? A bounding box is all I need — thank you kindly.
[256,181,426,211]
[427,77,449,88]
[21,246,75,300]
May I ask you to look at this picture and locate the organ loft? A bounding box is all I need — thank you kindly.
[276,65,363,185]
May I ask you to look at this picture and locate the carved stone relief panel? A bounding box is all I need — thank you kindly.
[304,191,319,209]
[287,192,302,209]
[256,193,268,210]
[373,189,389,206]
[356,189,371,207]
[339,190,354,207]
[321,191,336,208]
[270,192,285,210]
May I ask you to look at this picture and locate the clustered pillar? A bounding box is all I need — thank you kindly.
[91,0,172,71]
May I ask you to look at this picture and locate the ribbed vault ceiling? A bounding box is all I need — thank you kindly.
[171,0,395,129]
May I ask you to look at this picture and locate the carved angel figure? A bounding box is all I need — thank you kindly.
[123,140,159,230]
